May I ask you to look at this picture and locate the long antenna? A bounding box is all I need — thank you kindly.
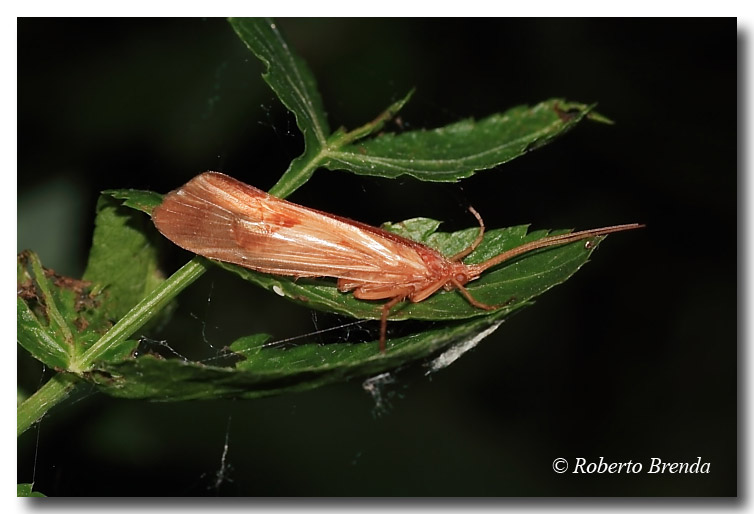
[470,223,644,274]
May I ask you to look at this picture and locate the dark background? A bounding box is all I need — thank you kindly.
[17,18,736,496]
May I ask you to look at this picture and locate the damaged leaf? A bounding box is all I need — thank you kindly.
[17,250,134,370]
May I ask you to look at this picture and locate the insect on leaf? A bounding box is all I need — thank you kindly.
[151,172,641,352]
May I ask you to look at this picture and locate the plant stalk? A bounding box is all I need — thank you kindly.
[17,372,79,437]
[268,154,324,199]
[70,256,209,373]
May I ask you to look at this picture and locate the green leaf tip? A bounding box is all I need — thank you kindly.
[229,17,330,147]
[331,88,416,146]
[101,188,164,216]
[586,110,615,125]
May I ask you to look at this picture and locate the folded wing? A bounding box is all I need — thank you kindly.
[152,172,436,285]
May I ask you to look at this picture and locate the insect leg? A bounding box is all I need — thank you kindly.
[378,290,415,353]
[450,277,515,311]
[449,206,486,262]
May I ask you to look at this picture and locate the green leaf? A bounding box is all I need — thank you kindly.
[101,188,163,216]
[229,17,329,149]
[17,483,45,497]
[379,217,443,244]
[18,193,172,372]
[214,219,605,323]
[17,296,70,370]
[229,17,330,198]
[17,251,74,368]
[88,311,510,401]
[18,199,206,435]
[322,99,596,181]
[83,194,165,320]
[17,251,127,370]
[228,19,602,196]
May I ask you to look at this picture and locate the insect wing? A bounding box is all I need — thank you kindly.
[152,172,435,284]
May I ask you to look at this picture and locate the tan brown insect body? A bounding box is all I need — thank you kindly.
[153,172,642,352]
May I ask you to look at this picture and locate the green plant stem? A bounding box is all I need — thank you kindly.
[70,256,210,373]
[268,155,323,199]
[266,129,372,199]
[17,372,79,437]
